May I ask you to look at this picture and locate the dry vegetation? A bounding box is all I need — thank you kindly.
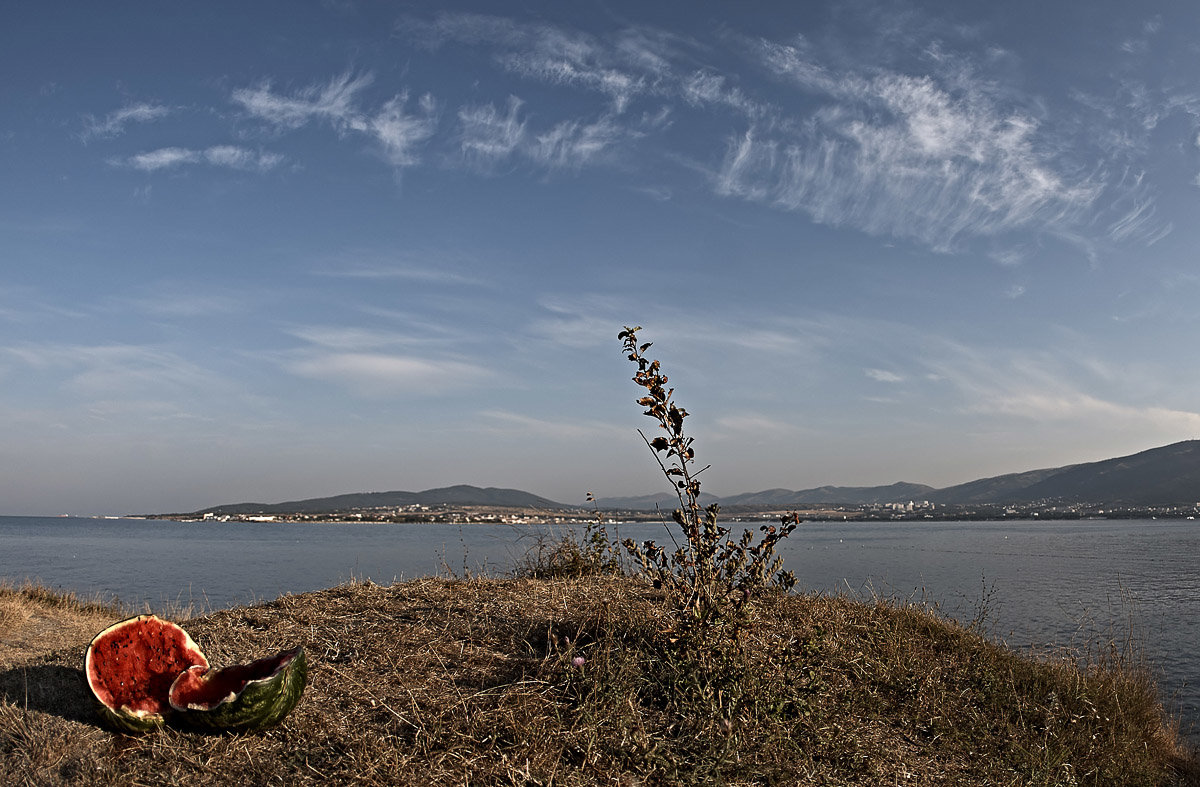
[0,574,1196,786]
[0,583,123,666]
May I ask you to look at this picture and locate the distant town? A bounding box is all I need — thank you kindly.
[143,497,1200,526]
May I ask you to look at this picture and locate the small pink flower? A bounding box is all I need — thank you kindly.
[571,656,587,668]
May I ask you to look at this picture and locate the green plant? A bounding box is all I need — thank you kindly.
[616,326,798,636]
[514,493,621,579]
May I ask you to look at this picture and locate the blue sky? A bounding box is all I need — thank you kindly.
[4,1,1200,515]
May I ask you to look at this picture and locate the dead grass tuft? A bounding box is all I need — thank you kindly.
[0,582,124,666]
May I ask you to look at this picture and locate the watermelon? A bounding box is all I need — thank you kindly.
[169,646,307,731]
[84,614,209,733]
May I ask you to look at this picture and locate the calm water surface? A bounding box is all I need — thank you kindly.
[2,515,1195,736]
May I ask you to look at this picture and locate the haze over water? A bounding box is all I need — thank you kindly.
[2,515,1195,738]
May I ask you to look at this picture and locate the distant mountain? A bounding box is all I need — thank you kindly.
[187,485,568,516]
[603,441,1200,509]
[176,441,1200,517]
[928,440,1200,505]
[707,441,1200,508]
[923,468,1064,505]
[719,482,937,508]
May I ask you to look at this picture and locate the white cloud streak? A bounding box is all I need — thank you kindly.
[712,413,801,437]
[233,71,437,169]
[478,409,620,440]
[923,341,1200,441]
[456,97,624,171]
[314,262,487,287]
[2,343,218,399]
[89,11,1188,259]
[404,11,1164,254]
[407,13,673,114]
[865,368,903,383]
[716,46,1104,251]
[125,147,197,171]
[1105,191,1173,245]
[119,146,283,172]
[352,93,438,167]
[531,116,623,169]
[286,325,455,352]
[81,102,172,141]
[232,71,374,131]
[204,145,283,170]
[458,96,527,168]
[281,321,492,397]
[287,352,488,396]
[681,70,765,118]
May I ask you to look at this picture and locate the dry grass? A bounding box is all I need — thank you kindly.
[0,575,1195,786]
[0,582,123,666]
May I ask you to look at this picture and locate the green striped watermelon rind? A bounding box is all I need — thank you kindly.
[168,646,308,732]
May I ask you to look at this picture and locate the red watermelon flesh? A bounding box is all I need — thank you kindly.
[169,649,295,708]
[85,615,208,716]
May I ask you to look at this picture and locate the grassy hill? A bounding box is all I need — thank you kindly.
[176,485,569,517]
[2,575,1196,785]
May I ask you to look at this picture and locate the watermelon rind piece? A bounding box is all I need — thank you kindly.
[168,646,307,732]
[84,614,209,734]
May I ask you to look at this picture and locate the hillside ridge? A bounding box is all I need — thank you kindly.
[172,440,1200,514]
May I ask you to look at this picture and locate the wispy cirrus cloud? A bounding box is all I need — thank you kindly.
[403,13,676,114]
[1119,16,1162,56]
[681,70,766,119]
[81,102,172,142]
[404,10,1165,256]
[285,325,458,352]
[1,342,218,399]
[233,71,437,169]
[457,97,626,171]
[359,93,438,166]
[528,295,830,361]
[478,409,620,440]
[203,145,285,171]
[287,352,489,396]
[281,322,491,397]
[922,340,1200,442]
[117,145,284,172]
[314,261,487,287]
[865,368,903,383]
[124,147,196,171]
[1105,193,1172,245]
[458,96,527,169]
[716,44,1104,252]
[712,413,802,438]
[86,10,1189,259]
[232,71,373,131]
[531,115,624,169]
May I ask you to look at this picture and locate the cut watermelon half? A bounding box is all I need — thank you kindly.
[84,614,209,733]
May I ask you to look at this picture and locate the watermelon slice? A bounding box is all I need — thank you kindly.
[169,646,307,731]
